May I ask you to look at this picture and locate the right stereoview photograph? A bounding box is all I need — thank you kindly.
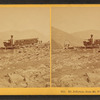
[51,7,100,87]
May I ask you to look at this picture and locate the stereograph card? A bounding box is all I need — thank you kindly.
[0,4,99,95]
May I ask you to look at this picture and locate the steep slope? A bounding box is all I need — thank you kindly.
[51,27,83,49]
[51,39,62,49]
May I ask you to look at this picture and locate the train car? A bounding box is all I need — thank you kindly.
[14,38,38,46]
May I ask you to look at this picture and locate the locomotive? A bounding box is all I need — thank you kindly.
[83,35,100,48]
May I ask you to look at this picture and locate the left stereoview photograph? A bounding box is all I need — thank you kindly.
[0,7,50,87]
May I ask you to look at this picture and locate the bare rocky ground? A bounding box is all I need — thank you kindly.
[52,48,100,87]
[0,43,50,87]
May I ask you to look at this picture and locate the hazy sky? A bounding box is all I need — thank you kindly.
[0,7,50,41]
[52,7,100,33]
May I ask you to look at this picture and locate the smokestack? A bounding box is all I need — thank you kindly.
[11,35,13,39]
[91,34,93,38]
[10,35,13,46]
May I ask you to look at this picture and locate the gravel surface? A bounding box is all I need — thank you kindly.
[52,49,100,87]
[0,43,50,88]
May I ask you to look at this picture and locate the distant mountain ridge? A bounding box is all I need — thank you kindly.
[52,27,100,49]
[71,30,100,40]
[0,30,49,47]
